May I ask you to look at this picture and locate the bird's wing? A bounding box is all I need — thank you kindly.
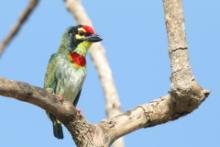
[73,89,82,106]
[44,53,58,91]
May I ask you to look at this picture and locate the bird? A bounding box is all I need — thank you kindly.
[44,25,102,139]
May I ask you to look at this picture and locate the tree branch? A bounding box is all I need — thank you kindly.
[0,77,77,122]
[0,0,39,57]
[98,0,211,134]
[163,0,210,113]
[0,77,100,147]
[64,0,124,146]
[0,76,209,146]
[101,90,208,143]
[164,0,193,88]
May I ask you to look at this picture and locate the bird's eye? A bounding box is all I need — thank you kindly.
[78,31,85,36]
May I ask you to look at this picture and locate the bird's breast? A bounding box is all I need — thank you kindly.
[55,55,86,102]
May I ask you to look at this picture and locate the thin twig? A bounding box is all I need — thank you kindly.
[0,0,39,57]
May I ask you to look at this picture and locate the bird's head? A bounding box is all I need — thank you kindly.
[61,25,102,52]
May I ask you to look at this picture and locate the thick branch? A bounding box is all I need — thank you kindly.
[0,77,105,147]
[0,77,77,121]
[164,0,193,89]
[98,0,210,143]
[163,0,210,115]
[0,77,209,147]
[0,0,39,57]
[64,0,124,146]
[100,90,209,142]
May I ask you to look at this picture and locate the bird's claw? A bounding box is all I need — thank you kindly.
[46,88,64,103]
[56,95,64,103]
[46,88,54,94]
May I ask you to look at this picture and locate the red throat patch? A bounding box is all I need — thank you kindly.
[69,52,86,67]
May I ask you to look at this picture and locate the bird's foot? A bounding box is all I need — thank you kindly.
[46,88,54,94]
[56,95,64,103]
[46,88,64,103]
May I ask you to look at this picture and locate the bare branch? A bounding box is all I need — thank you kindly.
[0,77,104,147]
[101,89,209,142]
[0,77,209,146]
[164,0,193,89]
[162,0,210,113]
[64,0,124,146]
[0,77,77,122]
[0,0,39,57]
[102,0,210,143]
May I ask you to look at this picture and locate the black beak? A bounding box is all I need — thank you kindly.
[85,34,102,42]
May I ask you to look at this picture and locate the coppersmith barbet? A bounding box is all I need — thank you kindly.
[44,25,102,139]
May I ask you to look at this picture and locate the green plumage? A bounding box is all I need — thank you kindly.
[44,25,102,139]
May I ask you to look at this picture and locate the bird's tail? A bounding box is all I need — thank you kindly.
[53,120,64,139]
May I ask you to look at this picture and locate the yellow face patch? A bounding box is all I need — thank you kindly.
[78,28,86,33]
[75,34,85,40]
[75,28,87,40]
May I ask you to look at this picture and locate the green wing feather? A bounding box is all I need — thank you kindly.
[44,54,58,90]
[44,53,64,139]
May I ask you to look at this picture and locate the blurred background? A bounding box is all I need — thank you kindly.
[0,0,219,146]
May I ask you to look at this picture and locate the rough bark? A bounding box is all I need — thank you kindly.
[0,77,107,146]
[0,77,209,146]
